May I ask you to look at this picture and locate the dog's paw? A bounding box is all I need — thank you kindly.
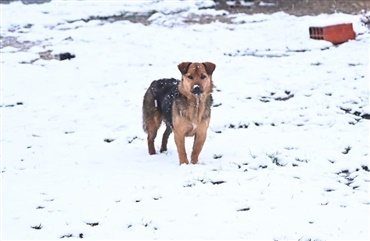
[191,159,199,164]
[179,159,189,165]
[159,147,167,153]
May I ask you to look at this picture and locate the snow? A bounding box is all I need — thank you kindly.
[1,0,369,240]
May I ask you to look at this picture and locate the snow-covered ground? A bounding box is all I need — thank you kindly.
[1,0,369,240]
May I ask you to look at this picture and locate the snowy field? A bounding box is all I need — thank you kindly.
[1,0,369,240]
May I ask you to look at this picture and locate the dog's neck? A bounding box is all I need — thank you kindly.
[176,91,212,122]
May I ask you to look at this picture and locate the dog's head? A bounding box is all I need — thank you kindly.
[178,62,216,97]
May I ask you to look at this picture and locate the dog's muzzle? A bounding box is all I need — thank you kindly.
[191,85,203,95]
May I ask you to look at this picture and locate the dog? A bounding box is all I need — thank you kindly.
[142,62,216,165]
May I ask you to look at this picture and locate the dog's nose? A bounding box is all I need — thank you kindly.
[191,85,203,95]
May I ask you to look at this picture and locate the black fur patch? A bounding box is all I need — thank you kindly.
[149,78,180,128]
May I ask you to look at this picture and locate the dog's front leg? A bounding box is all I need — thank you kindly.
[191,121,209,164]
[174,132,189,165]
[190,132,207,164]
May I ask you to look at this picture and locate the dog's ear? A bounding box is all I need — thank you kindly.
[178,62,192,75]
[202,62,216,75]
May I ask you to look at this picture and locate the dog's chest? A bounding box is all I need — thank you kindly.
[173,95,211,136]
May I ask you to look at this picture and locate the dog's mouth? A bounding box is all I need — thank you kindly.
[191,85,203,95]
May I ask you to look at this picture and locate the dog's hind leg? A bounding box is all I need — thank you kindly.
[147,126,159,155]
[160,124,172,153]
[143,88,162,155]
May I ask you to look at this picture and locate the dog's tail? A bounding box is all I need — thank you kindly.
[142,84,160,133]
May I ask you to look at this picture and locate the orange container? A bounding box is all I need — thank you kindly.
[309,23,356,44]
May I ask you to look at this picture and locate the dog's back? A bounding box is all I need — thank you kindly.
[142,78,179,131]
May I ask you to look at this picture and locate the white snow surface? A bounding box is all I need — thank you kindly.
[1,0,369,240]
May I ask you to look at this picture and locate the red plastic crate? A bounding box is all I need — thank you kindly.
[309,23,356,44]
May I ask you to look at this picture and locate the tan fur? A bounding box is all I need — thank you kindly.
[174,62,215,164]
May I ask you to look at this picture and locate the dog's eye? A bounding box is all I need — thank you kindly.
[188,75,193,80]
[200,74,206,80]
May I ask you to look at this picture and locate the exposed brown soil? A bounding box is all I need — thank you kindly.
[216,0,369,16]
[2,0,369,16]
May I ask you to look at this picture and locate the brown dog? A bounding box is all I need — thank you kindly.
[142,62,216,165]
